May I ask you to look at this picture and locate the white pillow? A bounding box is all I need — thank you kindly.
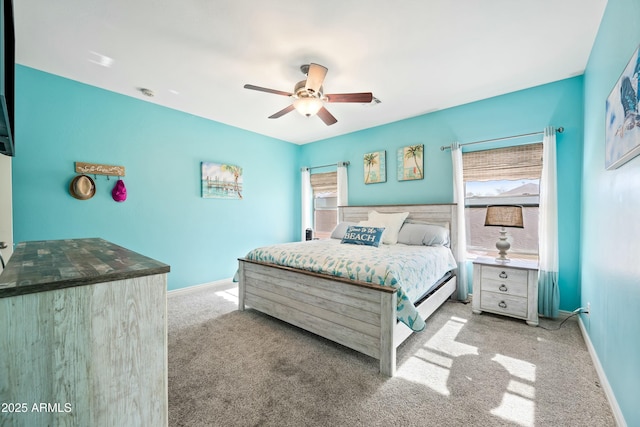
[330,222,356,239]
[365,210,409,244]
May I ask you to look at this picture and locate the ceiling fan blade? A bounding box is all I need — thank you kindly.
[268,104,296,119]
[305,63,328,95]
[244,84,292,97]
[317,106,338,126]
[324,92,374,103]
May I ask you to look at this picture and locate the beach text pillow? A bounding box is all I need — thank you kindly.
[341,226,385,247]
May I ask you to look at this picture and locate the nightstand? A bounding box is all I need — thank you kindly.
[472,257,539,326]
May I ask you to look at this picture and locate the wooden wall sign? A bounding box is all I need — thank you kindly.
[75,162,125,177]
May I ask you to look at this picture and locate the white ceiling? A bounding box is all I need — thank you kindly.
[14,0,607,144]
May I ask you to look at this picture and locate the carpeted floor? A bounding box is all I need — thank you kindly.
[167,282,615,427]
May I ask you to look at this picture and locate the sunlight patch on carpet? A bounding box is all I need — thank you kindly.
[396,350,452,396]
[491,392,535,427]
[215,287,239,304]
[396,314,538,426]
[396,316,477,395]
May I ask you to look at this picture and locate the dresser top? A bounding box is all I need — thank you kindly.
[0,238,170,298]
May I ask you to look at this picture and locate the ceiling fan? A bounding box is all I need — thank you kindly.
[244,63,374,126]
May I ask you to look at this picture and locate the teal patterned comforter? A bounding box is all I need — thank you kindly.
[244,239,457,331]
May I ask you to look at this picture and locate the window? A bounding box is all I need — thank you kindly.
[463,143,542,259]
[310,172,337,239]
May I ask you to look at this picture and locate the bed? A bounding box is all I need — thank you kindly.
[237,204,459,376]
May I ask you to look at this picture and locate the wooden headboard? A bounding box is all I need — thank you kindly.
[338,204,458,260]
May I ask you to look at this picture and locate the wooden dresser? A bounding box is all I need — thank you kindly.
[0,238,170,427]
[472,257,539,326]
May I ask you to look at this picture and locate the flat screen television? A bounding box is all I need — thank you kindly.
[0,0,15,157]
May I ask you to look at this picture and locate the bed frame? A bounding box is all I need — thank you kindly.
[238,204,458,376]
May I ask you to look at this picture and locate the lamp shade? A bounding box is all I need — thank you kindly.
[294,97,323,117]
[484,205,524,228]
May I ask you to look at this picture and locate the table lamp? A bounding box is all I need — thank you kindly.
[484,205,524,263]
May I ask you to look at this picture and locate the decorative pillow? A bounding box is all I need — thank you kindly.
[366,211,410,245]
[397,223,450,247]
[330,222,357,239]
[341,225,385,247]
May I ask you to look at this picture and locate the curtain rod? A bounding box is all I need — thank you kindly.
[301,161,350,172]
[440,127,564,151]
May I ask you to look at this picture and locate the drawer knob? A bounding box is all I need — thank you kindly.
[499,271,508,279]
[499,284,508,292]
[498,301,507,309]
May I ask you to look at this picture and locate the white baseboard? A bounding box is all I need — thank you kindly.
[578,316,626,427]
[167,278,235,297]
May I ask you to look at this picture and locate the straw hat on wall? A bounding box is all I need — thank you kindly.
[69,174,96,200]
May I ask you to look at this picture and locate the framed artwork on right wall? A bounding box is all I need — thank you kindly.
[397,144,424,181]
[605,44,640,170]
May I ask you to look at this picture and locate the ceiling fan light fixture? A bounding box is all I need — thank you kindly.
[293,97,323,117]
[243,62,372,125]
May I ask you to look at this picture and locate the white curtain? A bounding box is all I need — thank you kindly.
[301,167,312,241]
[538,126,560,318]
[451,143,468,301]
[337,162,349,207]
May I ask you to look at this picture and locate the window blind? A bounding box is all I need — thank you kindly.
[462,143,543,181]
[310,171,337,194]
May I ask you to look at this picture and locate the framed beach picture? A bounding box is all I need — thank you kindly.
[201,162,243,199]
[396,144,424,181]
[605,45,640,170]
[363,150,386,184]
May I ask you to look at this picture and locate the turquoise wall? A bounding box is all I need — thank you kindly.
[582,0,640,424]
[13,66,300,290]
[300,77,584,310]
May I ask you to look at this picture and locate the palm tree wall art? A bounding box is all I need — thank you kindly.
[363,150,386,184]
[397,144,424,181]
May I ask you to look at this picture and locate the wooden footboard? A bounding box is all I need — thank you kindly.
[238,259,399,375]
[238,259,456,376]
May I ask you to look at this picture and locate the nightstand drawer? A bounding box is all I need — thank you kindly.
[481,292,528,318]
[481,278,527,298]
[481,266,528,285]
